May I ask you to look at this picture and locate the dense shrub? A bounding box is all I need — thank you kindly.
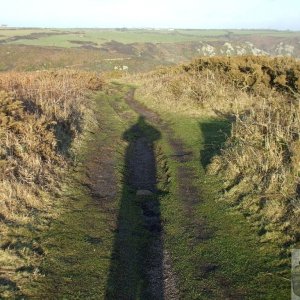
[132,56,300,243]
[0,70,104,219]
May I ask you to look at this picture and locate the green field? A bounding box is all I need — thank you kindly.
[0,28,53,40]
[1,28,300,48]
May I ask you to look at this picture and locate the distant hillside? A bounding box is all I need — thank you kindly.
[0,28,300,72]
[195,35,300,57]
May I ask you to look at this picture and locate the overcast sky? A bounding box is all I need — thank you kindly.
[1,0,300,30]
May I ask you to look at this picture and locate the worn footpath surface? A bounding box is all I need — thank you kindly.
[24,86,183,299]
[22,85,289,299]
[105,87,180,299]
[123,86,290,299]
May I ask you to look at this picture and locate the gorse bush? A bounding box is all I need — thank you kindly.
[0,70,103,297]
[0,90,59,183]
[209,92,300,243]
[0,70,103,125]
[132,56,300,243]
[0,90,58,221]
[0,70,103,219]
[185,56,300,95]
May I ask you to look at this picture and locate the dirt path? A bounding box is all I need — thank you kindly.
[127,119,180,299]
[30,88,182,299]
[124,89,205,238]
[122,89,207,299]
[20,87,289,299]
[104,89,180,299]
[123,88,291,299]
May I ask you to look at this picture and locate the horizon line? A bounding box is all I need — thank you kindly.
[1,26,300,32]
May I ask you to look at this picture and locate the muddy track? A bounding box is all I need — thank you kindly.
[123,89,205,299]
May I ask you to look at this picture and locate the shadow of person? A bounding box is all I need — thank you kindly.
[105,115,164,299]
[123,116,161,192]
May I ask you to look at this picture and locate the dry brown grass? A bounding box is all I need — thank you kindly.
[0,70,104,297]
[129,55,300,244]
[0,70,103,218]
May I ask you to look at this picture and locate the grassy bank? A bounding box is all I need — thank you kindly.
[0,70,103,298]
[23,89,128,298]
[128,55,300,246]
[123,80,291,298]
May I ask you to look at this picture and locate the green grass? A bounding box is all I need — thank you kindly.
[27,186,116,298]
[105,186,151,299]
[0,28,54,40]
[20,83,291,299]
[133,91,290,299]
[9,33,86,48]
[1,28,299,48]
[80,29,206,44]
[23,89,132,298]
[6,29,208,47]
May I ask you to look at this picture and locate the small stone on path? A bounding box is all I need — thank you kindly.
[136,189,153,196]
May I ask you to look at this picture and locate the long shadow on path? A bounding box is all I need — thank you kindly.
[105,116,164,299]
